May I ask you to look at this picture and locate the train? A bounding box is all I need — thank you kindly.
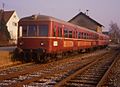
[13,15,109,62]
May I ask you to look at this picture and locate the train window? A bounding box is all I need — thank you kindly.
[64,29,68,38]
[58,27,62,37]
[94,34,96,39]
[81,32,83,39]
[84,33,86,39]
[73,31,75,38]
[76,31,77,38]
[20,26,27,37]
[85,33,87,39]
[92,34,94,39]
[88,34,90,39]
[89,34,91,39]
[83,33,85,39]
[28,25,37,37]
[95,35,98,39]
[53,26,57,37]
[22,26,27,37]
[78,32,81,39]
[92,35,94,39]
[86,33,88,39]
[90,34,92,39]
[39,25,48,36]
[92,35,93,39]
[69,31,72,38]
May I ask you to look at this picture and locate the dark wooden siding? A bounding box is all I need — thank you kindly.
[69,15,99,31]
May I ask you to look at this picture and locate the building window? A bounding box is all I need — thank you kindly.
[12,22,17,26]
[14,15,16,18]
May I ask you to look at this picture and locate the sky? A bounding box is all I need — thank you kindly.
[0,0,120,31]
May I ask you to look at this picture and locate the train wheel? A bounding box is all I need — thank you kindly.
[51,53,57,58]
[19,52,24,63]
[23,52,31,63]
[36,53,46,63]
[77,49,82,53]
[53,54,57,61]
[43,55,48,63]
[56,52,63,60]
[11,50,18,62]
[37,53,42,63]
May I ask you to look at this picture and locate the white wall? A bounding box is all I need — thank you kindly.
[6,11,19,43]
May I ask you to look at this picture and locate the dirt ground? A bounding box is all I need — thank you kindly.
[0,51,20,68]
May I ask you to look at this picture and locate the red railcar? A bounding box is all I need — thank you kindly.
[98,33,109,47]
[16,15,109,62]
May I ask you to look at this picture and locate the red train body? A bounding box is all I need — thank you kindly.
[16,15,109,62]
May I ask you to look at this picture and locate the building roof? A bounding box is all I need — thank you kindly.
[0,10,15,23]
[69,12,103,27]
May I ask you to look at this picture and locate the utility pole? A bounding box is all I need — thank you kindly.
[1,3,5,20]
[2,3,5,10]
[79,9,81,13]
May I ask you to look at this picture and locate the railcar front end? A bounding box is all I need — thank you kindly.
[15,17,52,62]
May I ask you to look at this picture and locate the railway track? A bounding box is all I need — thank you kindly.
[54,49,120,87]
[97,49,120,87]
[0,49,108,87]
[0,63,35,76]
[0,50,100,76]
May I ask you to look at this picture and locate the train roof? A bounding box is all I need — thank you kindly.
[20,15,109,37]
[20,15,60,22]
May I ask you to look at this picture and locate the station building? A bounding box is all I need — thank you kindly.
[69,12,103,33]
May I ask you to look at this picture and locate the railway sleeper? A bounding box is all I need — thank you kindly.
[64,82,96,87]
[67,79,98,85]
[72,77,100,82]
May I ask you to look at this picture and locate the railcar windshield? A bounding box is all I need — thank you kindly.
[28,25,37,36]
[39,24,48,36]
[19,24,48,37]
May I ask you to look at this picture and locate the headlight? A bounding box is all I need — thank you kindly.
[40,42,44,46]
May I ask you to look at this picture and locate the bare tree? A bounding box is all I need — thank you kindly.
[109,21,120,43]
[0,10,11,41]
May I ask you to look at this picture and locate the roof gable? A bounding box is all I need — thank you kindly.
[69,12,103,27]
[0,10,14,23]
